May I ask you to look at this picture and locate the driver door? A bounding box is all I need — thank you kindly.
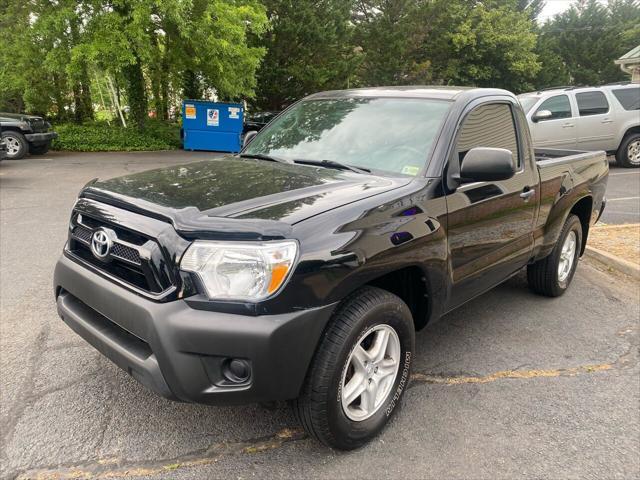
[445,101,538,309]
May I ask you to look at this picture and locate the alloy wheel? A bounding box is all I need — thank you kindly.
[340,324,401,422]
[4,136,21,156]
[557,230,577,283]
[627,140,640,166]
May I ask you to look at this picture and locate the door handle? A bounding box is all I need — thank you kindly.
[601,118,613,124]
[562,123,574,128]
[520,187,535,201]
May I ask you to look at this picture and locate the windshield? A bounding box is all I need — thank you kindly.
[243,97,451,176]
[518,95,540,113]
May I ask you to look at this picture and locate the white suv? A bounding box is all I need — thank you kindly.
[519,83,640,167]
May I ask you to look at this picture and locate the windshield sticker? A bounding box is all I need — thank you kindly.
[185,104,196,119]
[228,107,241,119]
[207,109,219,126]
[401,165,420,176]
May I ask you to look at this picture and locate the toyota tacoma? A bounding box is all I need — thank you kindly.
[54,87,608,449]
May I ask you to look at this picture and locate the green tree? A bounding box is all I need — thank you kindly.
[535,0,640,87]
[352,0,541,92]
[0,0,94,120]
[352,0,424,86]
[254,0,359,110]
[0,0,268,126]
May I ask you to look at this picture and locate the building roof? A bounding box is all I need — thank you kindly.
[615,45,640,65]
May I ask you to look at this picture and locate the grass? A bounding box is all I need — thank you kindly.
[52,120,181,152]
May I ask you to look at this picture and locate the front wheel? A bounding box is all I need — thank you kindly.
[293,286,415,450]
[527,214,583,297]
[1,131,28,159]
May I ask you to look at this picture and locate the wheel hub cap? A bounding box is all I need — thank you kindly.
[4,136,20,155]
[628,140,640,165]
[340,324,401,422]
[558,230,577,283]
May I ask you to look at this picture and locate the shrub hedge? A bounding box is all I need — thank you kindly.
[52,121,181,152]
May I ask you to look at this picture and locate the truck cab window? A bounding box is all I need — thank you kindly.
[576,91,609,116]
[535,95,572,120]
[455,103,520,168]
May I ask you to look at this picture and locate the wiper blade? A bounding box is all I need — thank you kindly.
[239,153,292,164]
[293,158,370,174]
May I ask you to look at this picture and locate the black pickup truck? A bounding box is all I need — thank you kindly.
[54,87,607,450]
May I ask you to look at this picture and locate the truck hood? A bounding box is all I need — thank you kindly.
[83,157,411,234]
[0,112,43,122]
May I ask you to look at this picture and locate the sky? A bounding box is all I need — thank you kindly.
[537,0,608,23]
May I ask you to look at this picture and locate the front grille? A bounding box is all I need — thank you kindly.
[72,225,141,265]
[68,213,173,295]
[28,118,47,133]
[111,243,141,265]
[73,225,93,243]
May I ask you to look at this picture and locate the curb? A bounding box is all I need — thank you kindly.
[585,246,640,279]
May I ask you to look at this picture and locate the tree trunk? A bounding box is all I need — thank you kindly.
[79,64,94,122]
[52,73,68,122]
[69,21,93,123]
[151,69,162,119]
[159,54,169,120]
[182,70,201,100]
[122,56,148,130]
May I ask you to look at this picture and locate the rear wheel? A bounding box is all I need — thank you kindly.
[1,131,28,159]
[293,286,415,450]
[616,134,640,168]
[527,214,583,297]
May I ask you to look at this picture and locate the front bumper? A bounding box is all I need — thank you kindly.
[54,254,336,405]
[25,131,58,144]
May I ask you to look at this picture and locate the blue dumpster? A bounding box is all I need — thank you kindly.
[182,100,244,153]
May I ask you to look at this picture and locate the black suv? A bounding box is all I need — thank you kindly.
[0,112,58,159]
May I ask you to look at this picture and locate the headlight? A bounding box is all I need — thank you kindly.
[180,240,298,301]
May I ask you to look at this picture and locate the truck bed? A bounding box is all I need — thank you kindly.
[534,148,605,164]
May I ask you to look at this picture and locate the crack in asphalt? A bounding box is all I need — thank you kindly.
[14,428,307,480]
[410,363,613,385]
[10,324,639,480]
[94,366,121,454]
[1,325,50,450]
[410,323,638,386]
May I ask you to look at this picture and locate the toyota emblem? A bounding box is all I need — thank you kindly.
[91,228,112,259]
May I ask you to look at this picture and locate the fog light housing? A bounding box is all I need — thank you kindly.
[223,358,251,383]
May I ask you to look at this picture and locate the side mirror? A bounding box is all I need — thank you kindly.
[532,109,552,122]
[243,130,258,148]
[458,147,515,183]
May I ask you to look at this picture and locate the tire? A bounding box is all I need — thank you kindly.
[1,131,28,160]
[29,142,50,155]
[293,286,415,450]
[527,214,583,297]
[616,133,640,168]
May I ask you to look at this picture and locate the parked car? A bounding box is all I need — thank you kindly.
[54,86,607,450]
[518,83,640,167]
[0,112,58,160]
[243,110,279,135]
[0,125,6,161]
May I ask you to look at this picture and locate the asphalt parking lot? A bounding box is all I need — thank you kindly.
[601,159,640,225]
[1,152,639,480]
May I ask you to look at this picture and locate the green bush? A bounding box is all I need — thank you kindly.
[52,121,181,152]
